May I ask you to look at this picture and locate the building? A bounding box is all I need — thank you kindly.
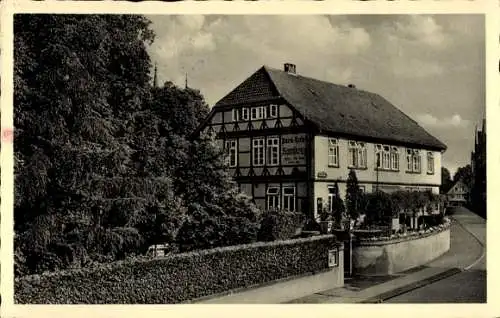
[195,64,447,219]
[471,118,486,217]
[446,179,469,207]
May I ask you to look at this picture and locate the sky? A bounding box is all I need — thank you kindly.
[146,14,485,177]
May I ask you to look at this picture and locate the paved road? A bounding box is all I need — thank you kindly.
[386,207,486,303]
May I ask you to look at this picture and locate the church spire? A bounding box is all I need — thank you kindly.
[153,63,158,88]
[185,73,188,89]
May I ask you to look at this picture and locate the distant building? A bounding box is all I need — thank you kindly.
[446,179,469,207]
[195,63,447,219]
[471,118,486,217]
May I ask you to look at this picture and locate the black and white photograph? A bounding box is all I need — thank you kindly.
[11,13,487,306]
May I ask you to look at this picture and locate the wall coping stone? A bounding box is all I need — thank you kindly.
[355,221,451,247]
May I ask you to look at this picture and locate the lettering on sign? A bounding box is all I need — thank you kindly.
[281,134,306,165]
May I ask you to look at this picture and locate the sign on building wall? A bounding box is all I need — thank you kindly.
[328,249,338,267]
[281,134,307,165]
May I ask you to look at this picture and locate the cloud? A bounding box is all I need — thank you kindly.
[391,59,444,78]
[415,113,470,129]
[392,15,448,49]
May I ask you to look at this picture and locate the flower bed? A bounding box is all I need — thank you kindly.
[356,217,451,244]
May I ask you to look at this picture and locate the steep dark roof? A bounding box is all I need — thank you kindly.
[214,66,447,151]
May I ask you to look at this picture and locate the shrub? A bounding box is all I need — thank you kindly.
[363,192,396,226]
[15,235,338,304]
[176,203,260,252]
[346,169,363,219]
[258,210,306,242]
[418,214,445,228]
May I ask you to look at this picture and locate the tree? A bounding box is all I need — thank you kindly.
[453,165,473,201]
[150,83,210,137]
[345,169,362,220]
[14,14,164,274]
[15,14,262,274]
[440,167,453,194]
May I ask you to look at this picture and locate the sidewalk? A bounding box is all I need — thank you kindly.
[288,209,486,303]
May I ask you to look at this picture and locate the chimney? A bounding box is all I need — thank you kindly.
[284,63,296,75]
[348,84,356,89]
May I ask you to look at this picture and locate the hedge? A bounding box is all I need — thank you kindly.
[258,210,305,242]
[15,234,337,304]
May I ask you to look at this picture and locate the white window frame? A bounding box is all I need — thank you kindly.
[269,104,278,118]
[382,145,391,170]
[375,145,383,168]
[267,136,280,166]
[406,148,421,173]
[251,107,258,120]
[225,139,237,167]
[328,138,339,167]
[391,146,399,171]
[282,186,296,212]
[259,106,266,119]
[266,186,280,210]
[252,138,265,166]
[376,144,399,171]
[406,149,412,171]
[251,106,266,120]
[348,141,367,169]
[242,108,249,121]
[232,108,239,122]
[328,186,337,212]
[427,152,434,174]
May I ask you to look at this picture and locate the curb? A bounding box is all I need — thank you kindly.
[360,267,463,303]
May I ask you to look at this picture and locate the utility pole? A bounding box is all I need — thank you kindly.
[376,157,380,192]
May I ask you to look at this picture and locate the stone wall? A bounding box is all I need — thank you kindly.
[352,226,451,276]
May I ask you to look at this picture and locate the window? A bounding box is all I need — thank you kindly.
[242,108,249,121]
[232,108,239,122]
[406,149,412,171]
[406,149,421,173]
[269,104,278,118]
[376,145,399,171]
[251,108,257,120]
[412,151,421,172]
[391,147,399,171]
[259,106,266,119]
[348,141,367,168]
[251,106,266,120]
[252,138,265,166]
[225,140,237,167]
[328,138,339,167]
[375,145,382,168]
[267,187,280,210]
[282,187,296,212]
[267,137,279,166]
[383,146,391,169]
[427,152,434,174]
[328,185,337,212]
